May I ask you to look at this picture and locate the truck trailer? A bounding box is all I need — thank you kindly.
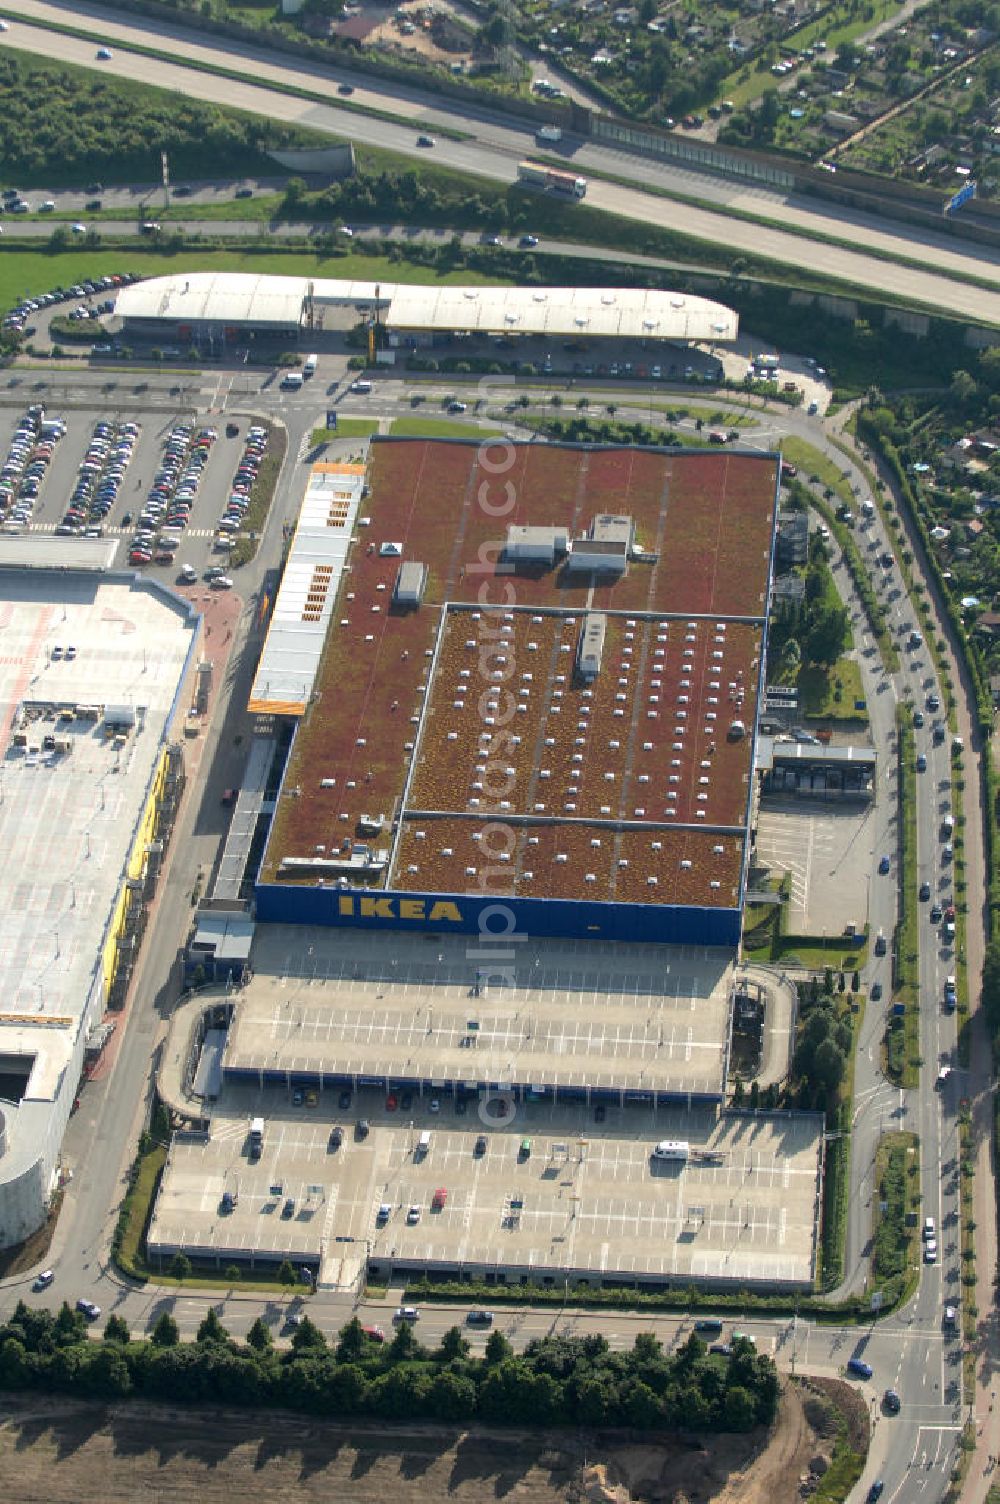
[517,160,586,198]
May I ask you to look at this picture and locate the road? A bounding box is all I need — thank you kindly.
[0,360,985,1504]
[3,0,1000,325]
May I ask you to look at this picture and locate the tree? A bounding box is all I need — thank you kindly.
[336,1316,367,1363]
[151,1312,179,1347]
[436,1325,470,1363]
[723,1383,758,1430]
[623,1377,662,1427]
[104,1314,130,1344]
[83,1343,132,1398]
[950,369,978,404]
[169,1252,192,1280]
[54,1302,86,1345]
[389,1319,422,1362]
[246,1316,272,1354]
[484,1328,513,1366]
[278,1260,297,1286]
[428,1368,477,1421]
[812,1037,847,1092]
[805,602,849,666]
[197,1308,229,1345]
[290,1316,326,1353]
[632,1331,663,1364]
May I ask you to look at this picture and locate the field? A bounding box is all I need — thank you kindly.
[0,247,514,315]
[0,1382,865,1504]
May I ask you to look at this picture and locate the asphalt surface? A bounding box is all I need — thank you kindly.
[0,354,985,1504]
[2,0,1000,325]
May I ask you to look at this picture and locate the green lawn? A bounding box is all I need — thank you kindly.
[798,656,867,721]
[390,416,502,438]
[781,437,855,508]
[0,246,514,311]
[311,420,380,441]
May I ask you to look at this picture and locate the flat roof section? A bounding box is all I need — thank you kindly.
[223,927,733,1101]
[116,271,307,329]
[403,609,760,827]
[261,442,778,908]
[114,274,739,345]
[0,573,197,1099]
[248,464,364,716]
[384,285,739,342]
[149,1088,823,1289]
[0,535,118,571]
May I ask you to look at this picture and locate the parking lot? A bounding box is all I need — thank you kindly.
[148,1083,823,1291]
[755,799,876,936]
[0,401,264,587]
[225,927,737,1101]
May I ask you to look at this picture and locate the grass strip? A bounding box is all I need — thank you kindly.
[820,1129,849,1292]
[311,419,380,441]
[228,421,285,569]
[958,1104,977,1403]
[889,711,920,1088]
[112,1139,167,1280]
[870,1130,920,1308]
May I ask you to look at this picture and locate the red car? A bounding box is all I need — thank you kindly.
[431,1187,447,1210]
[363,1325,385,1343]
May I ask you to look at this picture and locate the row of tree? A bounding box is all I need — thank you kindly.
[0,1304,778,1433]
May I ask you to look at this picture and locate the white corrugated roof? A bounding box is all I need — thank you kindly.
[384,285,738,340]
[115,272,307,328]
[115,273,738,343]
[248,464,364,716]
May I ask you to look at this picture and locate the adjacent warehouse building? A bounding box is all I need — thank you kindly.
[255,438,780,946]
[0,541,198,1247]
[113,272,739,349]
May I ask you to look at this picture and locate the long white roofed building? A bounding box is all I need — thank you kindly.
[113,272,738,346]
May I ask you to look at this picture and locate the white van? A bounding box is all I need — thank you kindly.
[280,371,304,390]
[416,1130,431,1157]
[303,353,318,378]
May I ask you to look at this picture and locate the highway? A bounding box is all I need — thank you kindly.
[3,0,1000,324]
[0,359,985,1503]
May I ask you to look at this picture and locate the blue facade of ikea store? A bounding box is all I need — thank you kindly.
[253,881,743,948]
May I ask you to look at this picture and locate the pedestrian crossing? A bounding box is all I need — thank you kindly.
[24,523,217,538]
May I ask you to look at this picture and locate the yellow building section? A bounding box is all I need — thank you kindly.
[100,746,171,998]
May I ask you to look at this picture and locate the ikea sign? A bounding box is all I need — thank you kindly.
[337,894,464,924]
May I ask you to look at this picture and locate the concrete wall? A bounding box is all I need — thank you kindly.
[268,144,356,177]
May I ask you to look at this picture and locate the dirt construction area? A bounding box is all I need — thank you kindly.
[0,1380,866,1504]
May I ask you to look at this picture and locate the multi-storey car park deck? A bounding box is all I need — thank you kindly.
[148,1075,823,1291]
[257,439,779,944]
[223,927,734,1103]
